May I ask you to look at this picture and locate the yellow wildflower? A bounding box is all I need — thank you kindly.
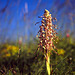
[57,49,65,55]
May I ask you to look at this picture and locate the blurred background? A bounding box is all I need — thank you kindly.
[0,0,75,75]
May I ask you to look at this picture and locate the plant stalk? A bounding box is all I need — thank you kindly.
[46,53,50,75]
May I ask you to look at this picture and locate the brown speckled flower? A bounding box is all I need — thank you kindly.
[36,9,58,75]
[37,9,58,56]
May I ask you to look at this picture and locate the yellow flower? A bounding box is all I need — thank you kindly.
[7,45,19,55]
[6,53,11,57]
[57,49,65,55]
[0,45,19,57]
